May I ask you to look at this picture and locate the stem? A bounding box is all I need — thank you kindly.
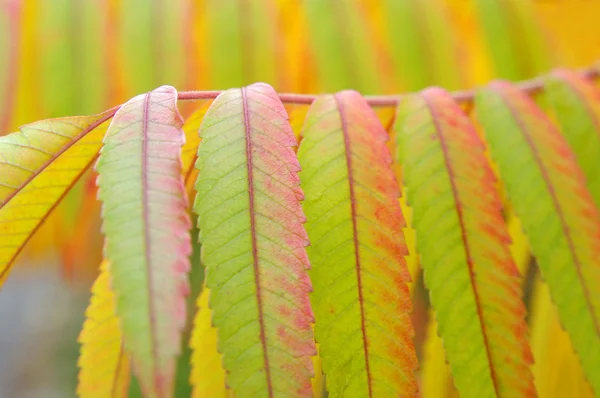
[177,65,600,107]
[92,63,600,123]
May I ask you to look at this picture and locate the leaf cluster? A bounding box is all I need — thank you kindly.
[1,67,600,397]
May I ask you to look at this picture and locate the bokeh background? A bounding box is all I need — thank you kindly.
[1,0,599,396]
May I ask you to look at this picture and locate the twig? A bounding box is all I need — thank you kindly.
[176,64,600,107]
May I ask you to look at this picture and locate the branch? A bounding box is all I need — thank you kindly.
[46,63,600,126]
[177,64,600,107]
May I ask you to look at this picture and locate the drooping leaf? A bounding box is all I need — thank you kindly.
[311,346,325,398]
[189,284,232,398]
[298,90,417,397]
[476,81,600,396]
[546,69,600,208]
[77,260,130,398]
[0,109,114,287]
[193,83,316,397]
[96,85,191,398]
[396,87,534,397]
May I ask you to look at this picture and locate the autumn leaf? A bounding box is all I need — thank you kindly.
[96,85,191,398]
[189,284,232,398]
[0,110,113,286]
[193,82,316,397]
[298,90,417,397]
[546,68,600,209]
[476,80,600,396]
[77,260,130,398]
[396,87,534,397]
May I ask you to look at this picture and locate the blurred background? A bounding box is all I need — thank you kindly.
[0,0,599,396]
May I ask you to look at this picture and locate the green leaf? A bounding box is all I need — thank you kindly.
[546,69,600,209]
[96,85,191,398]
[396,87,534,397]
[298,90,417,397]
[476,81,600,396]
[193,82,316,397]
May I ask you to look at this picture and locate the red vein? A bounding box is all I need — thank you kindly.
[242,87,273,397]
[141,91,161,395]
[335,93,372,397]
[496,87,600,335]
[422,93,500,394]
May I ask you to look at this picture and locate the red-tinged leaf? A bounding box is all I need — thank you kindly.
[396,87,535,397]
[476,81,600,396]
[193,83,316,397]
[96,86,191,398]
[298,90,418,397]
[546,68,600,208]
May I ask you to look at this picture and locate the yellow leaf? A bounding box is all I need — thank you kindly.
[77,260,130,398]
[0,110,113,286]
[311,346,324,398]
[399,193,419,295]
[190,285,232,398]
[529,275,594,398]
[181,100,211,199]
[420,309,458,398]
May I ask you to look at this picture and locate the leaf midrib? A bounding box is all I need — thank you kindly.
[242,87,274,397]
[141,91,161,395]
[335,93,373,398]
[421,92,500,396]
